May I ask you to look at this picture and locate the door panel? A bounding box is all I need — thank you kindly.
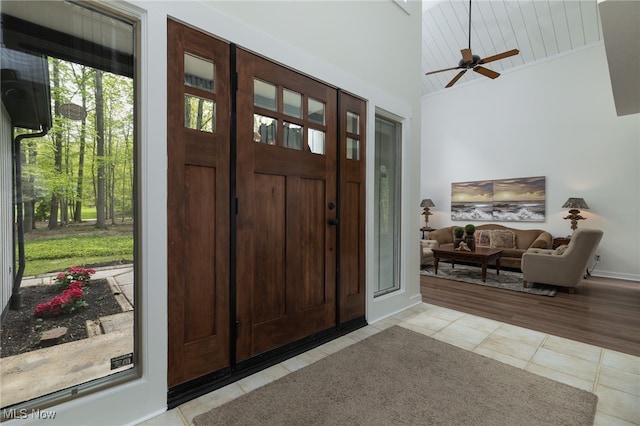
[167,20,230,387]
[252,173,286,324]
[183,165,217,343]
[235,49,337,361]
[339,93,366,322]
[288,177,327,310]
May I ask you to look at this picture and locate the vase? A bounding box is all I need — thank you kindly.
[454,237,463,249]
[465,234,476,251]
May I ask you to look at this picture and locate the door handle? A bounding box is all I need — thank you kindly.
[328,218,339,226]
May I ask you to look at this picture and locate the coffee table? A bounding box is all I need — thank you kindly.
[432,246,503,282]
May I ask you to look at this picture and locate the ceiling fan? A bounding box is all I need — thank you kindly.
[425,0,520,88]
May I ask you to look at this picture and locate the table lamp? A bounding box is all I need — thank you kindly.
[562,197,589,231]
[421,198,435,229]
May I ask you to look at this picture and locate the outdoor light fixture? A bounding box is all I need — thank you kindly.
[421,198,435,229]
[562,197,589,231]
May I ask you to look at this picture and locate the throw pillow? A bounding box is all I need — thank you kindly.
[490,230,516,249]
[475,230,492,247]
[555,245,569,255]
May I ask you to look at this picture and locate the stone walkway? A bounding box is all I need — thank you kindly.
[1,266,135,407]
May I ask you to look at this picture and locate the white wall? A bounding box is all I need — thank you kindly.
[9,1,423,424]
[421,43,640,281]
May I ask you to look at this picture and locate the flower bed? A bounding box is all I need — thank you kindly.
[1,275,122,358]
[33,267,95,318]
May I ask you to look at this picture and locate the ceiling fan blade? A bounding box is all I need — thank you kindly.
[425,66,462,76]
[445,70,467,88]
[461,48,473,63]
[480,49,520,64]
[474,66,500,79]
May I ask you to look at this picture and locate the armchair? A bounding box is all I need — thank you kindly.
[420,239,438,267]
[521,228,603,293]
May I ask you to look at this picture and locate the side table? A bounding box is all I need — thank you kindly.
[420,227,435,239]
[553,237,571,249]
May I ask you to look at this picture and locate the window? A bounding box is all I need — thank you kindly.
[252,78,326,154]
[0,2,138,414]
[374,114,402,296]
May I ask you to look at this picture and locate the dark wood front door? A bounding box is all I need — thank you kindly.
[167,21,366,390]
[235,49,338,360]
[167,20,231,387]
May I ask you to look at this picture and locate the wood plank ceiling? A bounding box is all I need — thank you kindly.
[421,0,603,96]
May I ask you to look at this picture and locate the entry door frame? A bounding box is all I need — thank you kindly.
[167,22,367,407]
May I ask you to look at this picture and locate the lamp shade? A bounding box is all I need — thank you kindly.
[420,198,435,208]
[562,198,589,209]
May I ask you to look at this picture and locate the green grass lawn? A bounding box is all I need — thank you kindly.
[23,221,134,276]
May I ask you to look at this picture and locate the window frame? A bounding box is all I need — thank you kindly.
[373,112,403,297]
[0,2,141,414]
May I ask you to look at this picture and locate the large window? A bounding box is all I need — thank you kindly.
[1,2,138,415]
[374,114,402,296]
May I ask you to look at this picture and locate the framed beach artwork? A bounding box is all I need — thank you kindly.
[451,176,546,222]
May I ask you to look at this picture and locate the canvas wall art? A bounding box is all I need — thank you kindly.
[451,176,546,222]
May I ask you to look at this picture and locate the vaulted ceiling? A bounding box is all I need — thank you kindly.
[421,0,602,96]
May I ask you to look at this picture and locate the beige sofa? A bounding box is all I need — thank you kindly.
[425,224,552,270]
[521,228,603,292]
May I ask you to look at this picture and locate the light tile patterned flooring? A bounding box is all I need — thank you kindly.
[141,303,640,426]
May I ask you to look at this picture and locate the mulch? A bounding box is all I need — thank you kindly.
[0,278,122,358]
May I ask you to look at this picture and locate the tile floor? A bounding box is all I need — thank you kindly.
[140,303,640,426]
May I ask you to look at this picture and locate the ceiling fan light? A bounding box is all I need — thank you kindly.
[424,0,520,89]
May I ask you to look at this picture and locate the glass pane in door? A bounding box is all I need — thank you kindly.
[308,98,325,125]
[308,129,325,155]
[346,137,359,160]
[283,122,303,150]
[283,89,302,118]
[184,53,214,92]
[346,111,359,134]
[185,94,216,132]
[254,114,277,144]
[254,79,277,110]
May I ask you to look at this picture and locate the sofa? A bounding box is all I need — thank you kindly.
[424,224,553,270]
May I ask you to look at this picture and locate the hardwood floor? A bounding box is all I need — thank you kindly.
[420,273,640,357]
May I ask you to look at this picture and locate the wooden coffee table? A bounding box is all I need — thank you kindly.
[432,246,503,282]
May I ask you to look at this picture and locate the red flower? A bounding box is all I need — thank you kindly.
[35,268,91,317]
[50,304,62,315]
[63,287,84,300]
[69,281,84,290]
[35,301,52,317]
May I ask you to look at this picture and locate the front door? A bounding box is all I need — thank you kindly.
[235,49,338,360]
[167,20,366,390]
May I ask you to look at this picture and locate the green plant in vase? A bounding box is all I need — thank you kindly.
[464,224,476,250]
[453,227,464,249]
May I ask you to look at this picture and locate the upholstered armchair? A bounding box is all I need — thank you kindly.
[521,228,603,293]
[420,239,439,267]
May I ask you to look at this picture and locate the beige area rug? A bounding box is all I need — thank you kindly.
[421,264,557,296]
[193,326,597,426]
